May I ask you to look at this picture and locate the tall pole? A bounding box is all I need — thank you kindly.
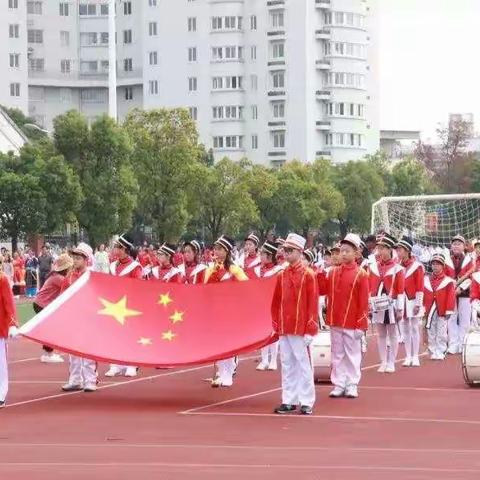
[108,0,117,120]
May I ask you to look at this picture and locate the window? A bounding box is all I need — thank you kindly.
[125,87,133,100]
[271,11,284,28]
[80,60,98,73]
[30,87,45,102]
[58,88,70,103]
[28,58,44,71]
[272,71,285,88]
[28,29,43,43]
[212,107,223,119]
[213,136,243,149]
[189,107,198,120]
[250,15,257,30]
[251,105,258,120]
[273,101,285,118]
[80,32,98,46]
[123,1,132,15]
[250,75,258,90]
[123,30,132,44]
[188,17,196,32]
[9,24,19,38]
[188,77,197,91]
[9,0,18,8]
[124,58,133,72]
[79,3,96,15]
[59,2,68,16]
[149,22,157,36]
[250,46,257,60]
[213,137,223,149]
[10,83,20,97]
[100,3,108,15]
[251,135,258,149]
[61,59,71,73]
[212,17,222,30]
[273,131,285,148]
[60,31,70,46]
[188,47,197,61]
[212,77,223,89]
[81,89,106,103]
[149,51,158,65]
[149,0,157,5]
[272,41,285,59]
[100,60,109,73]
[211,75,242,90]
[9,54,20,68]
[335,12,344,24]
[149,80,159,95]
[100,32,109,44]
[27,1,42,14]
[324,11,332,25]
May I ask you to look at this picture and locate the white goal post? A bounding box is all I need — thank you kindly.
[371,193,480,246]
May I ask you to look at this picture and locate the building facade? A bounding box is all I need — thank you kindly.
[2,0,379,165]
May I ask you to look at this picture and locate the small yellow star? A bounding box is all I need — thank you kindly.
[98,296,142,326]
[158,292,173,307]
[162,330,176,341]
[138,337,152,346]
[170,310,184,324]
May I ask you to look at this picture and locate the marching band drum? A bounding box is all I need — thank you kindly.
[310,330,331,383]
[462,330,480,386]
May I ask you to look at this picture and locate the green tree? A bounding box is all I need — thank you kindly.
[390,156,436,196]
[0,105,48,142]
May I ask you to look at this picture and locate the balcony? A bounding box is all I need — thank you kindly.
[267,60,286,67]
[267,0,285,8]
[267,30,285,37]
[315,0,331,8]
[268,121,286,128]
[316,121,331,131]
[315,28,331,40]
[315,90,331,100]
[268,90,286,97]
[315,59,331,70]
[316,150,331,158]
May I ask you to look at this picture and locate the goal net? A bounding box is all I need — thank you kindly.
[371,194,480,247]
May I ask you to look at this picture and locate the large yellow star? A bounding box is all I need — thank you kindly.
[170,310,184,324]
[138,337,152,346]
[98,296,142,326]
[158,292,173,307]
[162,330,176,341]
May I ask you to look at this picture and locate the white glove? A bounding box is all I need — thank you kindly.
[304,334,314,346]
[354,329,364,340]
[8,326,19,339]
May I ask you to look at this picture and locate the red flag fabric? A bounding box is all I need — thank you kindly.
[20,272,278,367]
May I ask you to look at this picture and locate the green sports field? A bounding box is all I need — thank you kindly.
[16,302,35,326]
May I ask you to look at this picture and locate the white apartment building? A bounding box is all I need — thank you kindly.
[2,0,379,165]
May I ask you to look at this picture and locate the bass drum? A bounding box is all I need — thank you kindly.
[310,330,331,383]
[462,331,480,386]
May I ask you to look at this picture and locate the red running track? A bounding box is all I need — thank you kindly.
[1,336,479,480]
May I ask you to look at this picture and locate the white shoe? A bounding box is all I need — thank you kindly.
[83,383,97,392]
[411,356,420,367]
[329,386,345,398]
[447,347,457,355]
[402,357,412,367]
[40,353,64,363]
[345,385,358,398]
[124,367,138,377]
[377,364,387,373]
[105,366,123,377]
[267,361,277,371]
[211,378,233,388]
[256,362,268,371]
[385,364,395,373]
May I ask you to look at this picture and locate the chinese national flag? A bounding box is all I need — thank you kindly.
[20,272,278,367]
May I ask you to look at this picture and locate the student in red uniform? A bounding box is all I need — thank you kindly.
[424,253,456,360]
[271,233,319,415]
[239,233,261,278]
[151,243,182,283]
[61,243,98,393]
[255,241,285,371]
[0,256,18,408]
[318,234,369,399]
[34,254,73,364]
[179,240,206,285]
[330,244,342,267]
[444,235,474,354]
[368,233,405,373]
[302,249,318,271]
[204,235,248,387]
[473,239,480,272]
[469,266,480,328]
[396,236,425,367]
[105,234,143,378]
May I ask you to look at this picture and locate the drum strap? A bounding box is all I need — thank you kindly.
[426,304,437,329]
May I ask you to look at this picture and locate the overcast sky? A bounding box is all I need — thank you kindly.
[378,0,480,141]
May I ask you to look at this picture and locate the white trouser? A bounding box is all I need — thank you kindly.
[279,335,315,408]
[403,317,421,359]
[376,324,399,367]
[398,319,406,342]
[217,357,236,386]
[448,297,471,353]
[330,327,362,389]
[260,341,279,366]
[69,355,97,386]
[0,338,8,402]
[428,315,448,357]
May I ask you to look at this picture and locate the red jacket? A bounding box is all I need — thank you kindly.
[271,262,319,336]
[401,258,425,303]
[34,272,64,308]
[0,273,17,338]
[179,262,207,285]
[423,273,456,323]
[368,258,405,309]
[445,253,474,296]
[110,257,143,279]
[61,267,87,293]
[470,271,480,303]
[151,265,182,283]
[242,253,261,279]
[253,262,284,278]
[318,261,369,331]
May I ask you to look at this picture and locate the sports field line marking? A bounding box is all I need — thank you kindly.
[8,357,39,365]
[0,462,479,473]
[9,381,118,384]
[4,355,258,410]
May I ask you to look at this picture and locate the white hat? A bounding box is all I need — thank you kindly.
[283,233,306,251]
[341,233,362,250]
[70,242,93,259]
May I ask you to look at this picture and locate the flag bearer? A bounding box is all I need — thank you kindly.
[238,233,261,278]
[151,243,182,283]
[179,240,206,285]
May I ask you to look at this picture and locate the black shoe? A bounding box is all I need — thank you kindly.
[0,400,5,409]
[300,405,313,415]
[274,404,297,414]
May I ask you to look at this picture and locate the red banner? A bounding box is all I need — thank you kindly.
[20,272,278,367]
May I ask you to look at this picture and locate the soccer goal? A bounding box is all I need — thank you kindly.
[371,194,480,246]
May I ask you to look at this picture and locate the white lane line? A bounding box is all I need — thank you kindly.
[9,381,118,384]
[8,357,39,365]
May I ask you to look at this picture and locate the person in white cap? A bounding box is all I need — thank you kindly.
[61,243,98,393]
[271,233,318,415]
[318,233,369,398]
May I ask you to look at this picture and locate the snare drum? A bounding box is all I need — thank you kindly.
[462,330,480,386]
[310,330,331,383]
[370,295,392,313]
